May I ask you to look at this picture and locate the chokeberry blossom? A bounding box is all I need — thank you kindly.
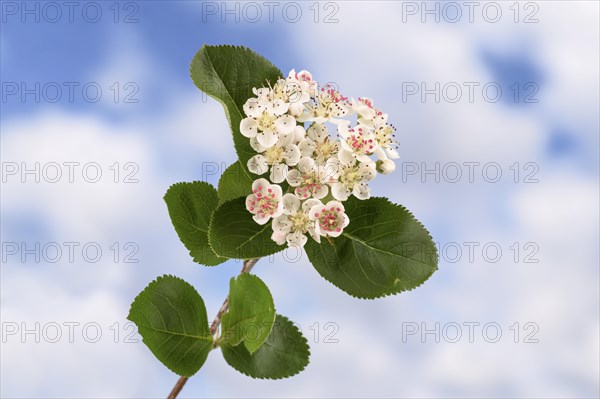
[271,194,321,248]
[309,200,350,238]
[298,123,339,165]
[245,178,283,225]
[247,132,301,183]
[240,98,296,148]
[325,155,377,201]
[286,157,329,200]
[242,70,399,248]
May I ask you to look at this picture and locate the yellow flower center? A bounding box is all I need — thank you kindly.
[264,145,284,164]
[257,111,277,132]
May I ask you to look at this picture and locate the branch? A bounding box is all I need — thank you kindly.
[167,258,260,399]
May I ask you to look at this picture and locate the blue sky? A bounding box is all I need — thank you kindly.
[1,1,599,398]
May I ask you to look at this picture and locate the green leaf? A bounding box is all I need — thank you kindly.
[190,45,282,176]
[164,181,226,266]
[221,314,310,379]
[305,197,438,299]
[209,196,283,259]
[127,275,214,377]
[221,274,276,353]
[218,161,253,204]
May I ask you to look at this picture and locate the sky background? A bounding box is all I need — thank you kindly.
[1,0,599,398]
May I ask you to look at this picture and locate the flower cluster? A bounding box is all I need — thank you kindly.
[243,70,398,248]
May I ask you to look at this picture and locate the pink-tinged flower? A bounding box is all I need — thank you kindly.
[338,123,378,163]
[271,194,321,247]
[245,178,283,225]
[297,83,352,124]
[309,200,350,238]
[354,97,388,128]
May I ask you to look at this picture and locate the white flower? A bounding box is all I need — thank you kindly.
[240,98,296,148]
[309,200,350,238]
[245,178,283,225]
[354,97,388,128]
[373,123,400,160]
[298,123,339,164]
[338,123,378,163]
[286,157,329,199]
[297,83,352,124]
[325,155,376,201]
[288,69,318,97]
[271,194,321,247]
[247,132,301,183]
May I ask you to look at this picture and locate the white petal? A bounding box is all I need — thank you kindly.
[342,214,350,228]
[273,201,284,218]
[269,99,289,116]
[240,118,258,138]
[245,194,257,212]
[328,102,348,117]
[293,125,306,142]
[270,183,283,199]
[298,156,316,173]
[326,201,345,213]
[386,148,400,159]
[307,225,321,243]
[243,98,263,118]
[286,169,302,186]
[252,178,270,194]
[247,155,268,175]
[296,111,313,123]
[352,181,370,200]
[275,115,296,135]
[270,163,288,184]
[272,215,292,234]
[249,137,265,153]
[307,123,328,142]
[281,193,301,215]
[257,130,278,148]
[288,102,305,117]
[327,228,343,238]
[313,184,328,199]
[338,148,355,165]
[337,123,351,139]
[309,204,326,221]
[302,198,322,213]
[359,161,377,180]
[287,231,308,248]
[271,229,287,245]
[283,145,301,166]
[277,131,294,147]
[324,158,341,180]
[253,213,269,225]
[314,223,324,237]
[331,182,350,201]
[298,138,317,157]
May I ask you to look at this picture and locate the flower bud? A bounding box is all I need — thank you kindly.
[376,159,396,175]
